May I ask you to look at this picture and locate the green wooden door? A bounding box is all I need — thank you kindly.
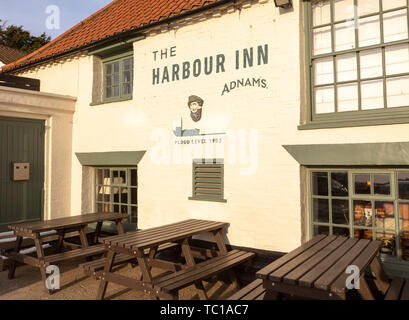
[0,117,45,232]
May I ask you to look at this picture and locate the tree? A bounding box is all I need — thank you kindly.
[0,20,51,54]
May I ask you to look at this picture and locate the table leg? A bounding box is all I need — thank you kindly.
[136,249,153,283]
[93,222,103,244]
[369,256,390,295]
[79,226,89,248]
[96,250,116,300]
[8,236,22,279]
[213,229,228,255]
[33,235,51,293]
[181,238,208,300]
[57,229,66,252]
[116,220,124,234]
[213,229,240,288]
[358,275,375,300]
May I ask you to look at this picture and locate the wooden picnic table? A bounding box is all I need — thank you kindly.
[4,212,128,292]
[256,235,390,300]
[95,219,255,300]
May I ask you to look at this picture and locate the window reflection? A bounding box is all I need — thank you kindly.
[375,201,395,229]
[354,200,372,227]
[354,174,371,194]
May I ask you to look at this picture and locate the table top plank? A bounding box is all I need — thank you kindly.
[256,234,327,279]
[9,212,128,234]
[283,236,349,285]
[104,219,201,245]
[313,239,371,291]
[128,221,227,250]
[269,235,338,282]
[117,220,217,248]
[297,237,359,287]
[105,219,228,251]
[330,240,381,294]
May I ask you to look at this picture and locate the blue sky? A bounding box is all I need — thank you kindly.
[0,0,113,39]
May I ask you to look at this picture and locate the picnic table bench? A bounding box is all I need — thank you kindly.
[92,219,255,300]
[3,212,128,293]
[227,279,270,300]
[385,278,409,300]
[256,235,390,300]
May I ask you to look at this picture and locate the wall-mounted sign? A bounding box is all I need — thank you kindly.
[152,44,270,95]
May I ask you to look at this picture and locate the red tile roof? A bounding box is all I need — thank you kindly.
[3,0,227,72]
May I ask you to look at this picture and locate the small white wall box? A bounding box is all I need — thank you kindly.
[13,162,30,181]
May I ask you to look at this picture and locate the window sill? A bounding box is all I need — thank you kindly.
[188,196,227,203]
[299,115,409,130]
[90,96,132,106]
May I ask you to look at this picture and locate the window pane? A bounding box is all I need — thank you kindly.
[131,206,138,224]
[106,64,112,75]
[123,58,132,70]
[315,86,335,113]
[131,169,137,186]
[314,225,329,236]
[120,170,126,184]
[336,53,357,82]
[131,188,137,205]
[106,75,112,86]
[314,57,334,85]
[401,232,409,261]
[382,0,407,11]
[354,173,371,194]
[113,204,119,213]
[333,227,350,237]
[399,203,409,231]
[357,0,379,16]
[123,83,131,95]
[113,86,120,97]
[312,0,331,26]
[96,169,103,185]
[313,26,332,55]
[398,172,409,199]
[354,200,372,227]
[332,199,349,224]
[96,186,103,201]
[113,61,120,73]
[374,174,391,195]
[386,75,409,108]
[106,87,112,98]
[313,199,329,223]
[360,48,383,79]
[383,9,408,43]
[337,82,359,112]
[335,21,356,51]
[123,70,132,83]
[361,79,384,110]
[312,172,328,196]
[385,43,409,75]
[334,0,354,22]
[114,74,120,85]
[358,15,381,47]
[375,201,395,229]
[331,172,349,196]
[120,187,128,204]
[376,230,396,256]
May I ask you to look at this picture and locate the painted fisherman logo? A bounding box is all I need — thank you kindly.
[173,95,225,138]
[188,95,203,122]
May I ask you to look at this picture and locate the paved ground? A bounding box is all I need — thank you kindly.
[0,260,238,300]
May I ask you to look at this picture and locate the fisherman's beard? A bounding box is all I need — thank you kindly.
[190,109,202,122]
